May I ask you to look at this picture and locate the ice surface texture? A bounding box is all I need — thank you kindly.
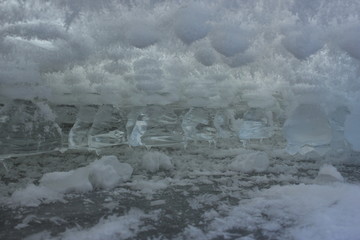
[1,99,359,155]
[0,0,359,108]
[1,0,360,154]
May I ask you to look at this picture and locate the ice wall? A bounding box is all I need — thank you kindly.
[0,0,360,154]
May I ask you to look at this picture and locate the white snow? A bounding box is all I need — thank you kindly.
[40,167,93,193]
[10,155,133,206]
[88,156,133,189]
[11,184,65,207]
[315,164,344,183]
[141,151,173,173]
[208,183,360,240]
[33,208,154,240]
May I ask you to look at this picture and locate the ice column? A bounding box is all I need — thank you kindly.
[68,105,98,149]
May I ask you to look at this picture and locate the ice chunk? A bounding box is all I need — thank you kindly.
[344,108,360,152]
[126,108,146,147]
[214,110,234,138]
[182,107,216,145]
[127,106,184,148]
[141,151,173,173]
[52,104,78,148]
[238,108,274,140]
[0,99,62,155]
[328,106,350,155]
[229,151,269,173]
[88,155,132,189]
[315,164,344,184]
[283,104,332,155]
[88,105,126,148]
[68,105,98,149]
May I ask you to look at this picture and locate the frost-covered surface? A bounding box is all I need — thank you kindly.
[0,0,360,109]
[1,146,360,239]
[1,0,360,239]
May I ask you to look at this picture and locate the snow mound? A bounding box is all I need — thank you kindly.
[50,208,151,240]
[229,151,269,173]
[10,156,132,206]
[141,151,173,173]
[89,155,133,189]
[209,183,360,240]
[40,167,93,193]
[315,164,344,184]
[11,184,64,207]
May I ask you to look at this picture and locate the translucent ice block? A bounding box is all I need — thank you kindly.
[283,104,332,155]
[181,107,216,144]
[238,108,274,140]
[0,99,62,155]
[68,105,98,149]
[127,106,184,148]
[88,105,126,148]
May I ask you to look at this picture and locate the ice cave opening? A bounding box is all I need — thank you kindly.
[1,1,360,239]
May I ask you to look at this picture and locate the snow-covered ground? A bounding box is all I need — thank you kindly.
[1,144,360,240]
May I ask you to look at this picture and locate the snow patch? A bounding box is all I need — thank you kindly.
[141,151,173,173]
[10,156,132,206]
[315,164,344,184]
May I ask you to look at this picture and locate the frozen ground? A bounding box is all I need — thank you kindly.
[1,143,360,240]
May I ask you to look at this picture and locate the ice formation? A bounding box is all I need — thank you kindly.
[1,0,360,239]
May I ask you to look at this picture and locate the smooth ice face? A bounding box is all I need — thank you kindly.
[88,105,126,148]
[182,108,216,144]
[68,105,98,149]
[0,100,62,155]
[283,104,332,155]
[238,108,274,140]
[127,106,184,148]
